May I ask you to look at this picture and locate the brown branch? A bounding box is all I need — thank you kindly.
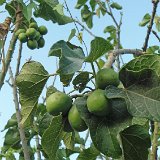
[9,66,31,160]
[142,0,159,51]
[0,4,22,90]
[150,122,159,160]
[103,49,143,68]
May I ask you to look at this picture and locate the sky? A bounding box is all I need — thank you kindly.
[0,0,159,159]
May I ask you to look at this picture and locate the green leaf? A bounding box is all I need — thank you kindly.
[62,132,75,150]
[68,29,76,41]
[77,145,100,160]
[49,40,85,75]
[60,73,74,86]
[34,1,73,25]
[3,127,20,152]
[75,97,132,158]
[139,13,151,27]
[146,45,159,54]
[16,61,49,125]
[85,37,113,62]
[104,25,116,33]
[120,125,151,160]
[75,0,87,9]
[38,113,53,136]
[90,0,96,11]
[81,5,93,28]
[41,115,63,160]
[72,72,90,92]
[98,59,105,69]
[154,15,160,32]
[0,0,5,6]
[105,54,160,121]
[110,2,122,10]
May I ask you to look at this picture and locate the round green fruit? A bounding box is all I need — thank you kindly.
[87,89,110,116]
[27,39,38,50]
[96,68,120,89]
[37,37,45,48]
[46,92,72,116]
[15,29,26,37]
[26,28,37,39]
[63,117,74,132]
[18,33,27,43]
[29,22,38,29]
[35,31,41,41]
[68,105,88,132]
[38,25,48,35]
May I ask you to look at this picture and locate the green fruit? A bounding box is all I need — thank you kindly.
[46,92,72,116]
[37,37,45,48]
[96,68,120,89]
[27,39,38,50]
[35,31,41,41]
[7,118,17,128]
[29,22,38,29]
[26,28,37,39]
[15,29,26,37]
[38,25,48,35]
[68,104,88,132]
[87,89,110,116]
[18,33,27,43]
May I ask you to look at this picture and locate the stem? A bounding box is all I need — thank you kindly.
[142,0,159,51]
[84,130,89,144]
[35,135,41,160]
[0,4,22,90]
[91,62,96,79]
[150,121,159,160]
[152,30,160,42]
[9,66,31,160]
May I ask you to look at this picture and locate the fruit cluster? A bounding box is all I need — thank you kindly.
[15,22,48,50]
[39,68,120,133]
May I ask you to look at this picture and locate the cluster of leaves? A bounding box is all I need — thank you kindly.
[0,0,160,160]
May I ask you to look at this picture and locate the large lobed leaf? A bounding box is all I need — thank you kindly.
[85,37,113,62]
[34,0,73,25]
[41,115,63,160]
[16,61,49,125]
[49,40,85,75]
[75,97,132,158]
[105,54,160,121]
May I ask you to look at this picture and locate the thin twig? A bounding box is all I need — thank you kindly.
[142,0,159,51]
[15,42,22,77]
[8,66,31,160]
[152,30,160,42]
[150,121,159,160]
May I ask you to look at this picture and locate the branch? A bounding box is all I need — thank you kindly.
[103,49,143,68]
[0,4,22,90]
[152,30,160,42]
[8,66,31,160]
[142,0,159,51]
[150,121,159,160]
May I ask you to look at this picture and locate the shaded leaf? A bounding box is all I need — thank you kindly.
[105,54,160,121]
[104,25,116,33]
[72,71,90,92]
[16,61,49,125]
[62,132,75,150]
[120,125,151,160]
[75,97,132,158]
[85,37,113,62]
[77,145,100,160]
[90,0,97,11]
[42,115,63,160]
[0,0,5,6]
